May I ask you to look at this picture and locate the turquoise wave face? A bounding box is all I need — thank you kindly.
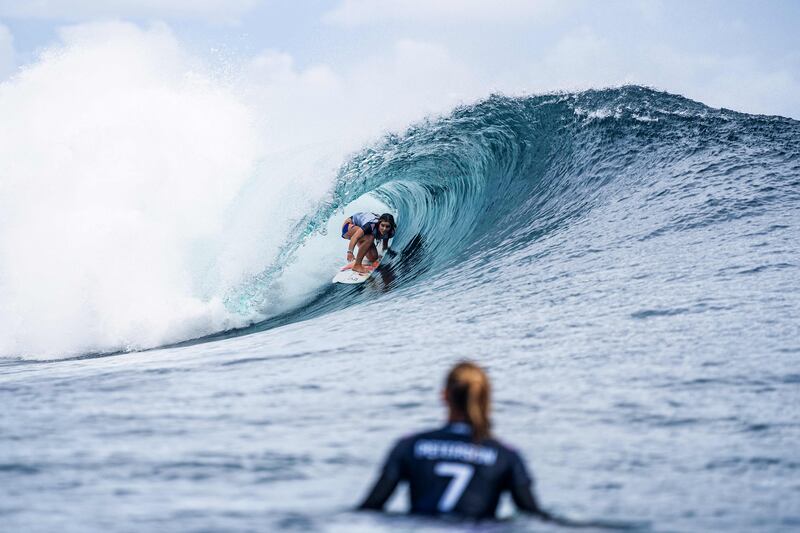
[211,85,799,343]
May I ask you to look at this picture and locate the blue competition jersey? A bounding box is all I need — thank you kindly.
[359,423,550,520]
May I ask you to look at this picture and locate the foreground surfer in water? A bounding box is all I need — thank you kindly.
[358,362,635,528]
[341,212,396,273]
[358,361,556,520]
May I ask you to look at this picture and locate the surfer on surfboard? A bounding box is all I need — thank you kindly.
[341,212,396,273]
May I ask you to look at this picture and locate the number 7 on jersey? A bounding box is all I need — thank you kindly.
[434,462,475,512]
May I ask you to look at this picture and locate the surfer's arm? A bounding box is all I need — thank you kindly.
[358,467,400,511]
[358,440,408,511]
[507,452,557,521]
[510,481,555,521]
[347,227,365,261]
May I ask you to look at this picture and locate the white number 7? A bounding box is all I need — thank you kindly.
[434,462,475,512]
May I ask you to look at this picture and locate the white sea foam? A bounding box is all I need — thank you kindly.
[0,23,258,358]
[0,23,347,359]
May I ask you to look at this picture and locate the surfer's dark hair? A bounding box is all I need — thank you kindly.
[377,213,396,250]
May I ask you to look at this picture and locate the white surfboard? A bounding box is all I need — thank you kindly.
[332,261,379,284]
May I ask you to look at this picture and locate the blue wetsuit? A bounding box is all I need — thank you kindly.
[359,423,552,520]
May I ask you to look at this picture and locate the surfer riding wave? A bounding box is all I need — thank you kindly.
[342,212,396,273]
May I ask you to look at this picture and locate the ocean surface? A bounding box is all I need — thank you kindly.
[2,86,800,532]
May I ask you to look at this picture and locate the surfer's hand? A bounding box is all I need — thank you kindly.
[347,250,354,260]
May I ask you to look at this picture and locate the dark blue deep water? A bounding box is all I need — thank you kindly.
[2,87,799,532]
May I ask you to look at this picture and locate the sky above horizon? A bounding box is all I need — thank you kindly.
[0,0,798,120]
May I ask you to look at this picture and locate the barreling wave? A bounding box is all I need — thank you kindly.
[218,85,799,339]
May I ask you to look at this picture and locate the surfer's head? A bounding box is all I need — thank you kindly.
[377,213,396,238]
[444,361,492,442]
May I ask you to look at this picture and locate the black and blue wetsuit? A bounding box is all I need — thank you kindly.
[359,423,553,521]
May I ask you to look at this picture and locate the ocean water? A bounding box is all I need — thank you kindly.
[2,86,800,532]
